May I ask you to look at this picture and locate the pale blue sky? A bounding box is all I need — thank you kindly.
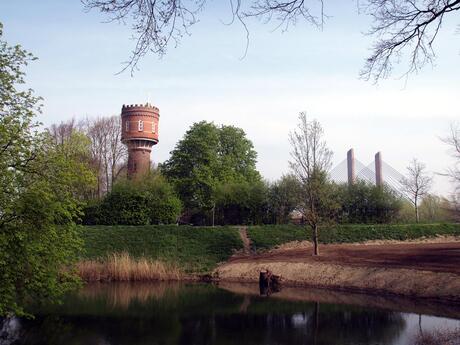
[1,1,459,195]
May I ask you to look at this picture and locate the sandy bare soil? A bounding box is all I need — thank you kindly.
[273,235,460,251]
[216,241,460,302]
[228,241,460,274]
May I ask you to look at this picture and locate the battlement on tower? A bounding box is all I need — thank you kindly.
[121,103,159,113]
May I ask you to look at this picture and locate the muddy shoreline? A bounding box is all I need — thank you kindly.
[217,282,460,319]
[215,261,460,305]
[215,241,460,306]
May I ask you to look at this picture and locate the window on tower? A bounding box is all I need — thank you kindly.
[152,122,156,133]
[125,121,129,132]
[138,120,143,131]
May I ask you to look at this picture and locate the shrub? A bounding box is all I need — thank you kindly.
[82,173,182,225]
[214,180,269,225]
[338,181,403,224]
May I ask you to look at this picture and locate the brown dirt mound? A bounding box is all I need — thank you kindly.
[229,241,460,274]
[217,241,460,302]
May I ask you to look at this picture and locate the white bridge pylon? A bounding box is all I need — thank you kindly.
[329,148,409,198]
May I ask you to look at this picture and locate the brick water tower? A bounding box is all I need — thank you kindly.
[121,103,160,179]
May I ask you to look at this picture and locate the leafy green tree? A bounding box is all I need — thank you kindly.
[143,173,183,224]
[0,23,94,315]
[338,181,403,224]
[162,121,260,224]
[217,125,260,183]
[268,174,302,224]
[162,121,219,213]
[48,127,97,200]
[83,172,182,225]
[214,180,269,225]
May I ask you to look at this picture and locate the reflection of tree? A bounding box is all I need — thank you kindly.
[306,304,406,345]
[17,314,182,345]
[177,302,406,345]
[14,283,409,345]
[239,295,251,313]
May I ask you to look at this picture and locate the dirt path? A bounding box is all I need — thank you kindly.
[238,227,252,255]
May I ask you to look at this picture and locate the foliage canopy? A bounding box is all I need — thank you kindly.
[83,172,182,225]
[0,23,94,316]
[162,121,261,223]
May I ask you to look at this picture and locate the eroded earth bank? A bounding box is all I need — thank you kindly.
[216,241,460,303]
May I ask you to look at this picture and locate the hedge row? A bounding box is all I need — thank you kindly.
[248,223,460,250]
[80,225,243,273]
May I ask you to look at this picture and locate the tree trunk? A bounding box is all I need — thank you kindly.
[212,203,215,227]
[312,224,319,256]
[415,198,419,223]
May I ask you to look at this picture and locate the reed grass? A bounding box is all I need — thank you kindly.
[77,252,183,282]
[81,225,243,273]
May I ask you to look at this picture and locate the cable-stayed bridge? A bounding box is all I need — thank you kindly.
[329,149,409,200]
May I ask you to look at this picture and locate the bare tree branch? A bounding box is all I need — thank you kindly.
[83,116,128,197]
[441,122,460,191]
[245,0,326,30]
[289,112,333,256]
[82,0,326,72]
[82,0,459,81]
[82,0,206,74]
[400,158,432,222]
[361,0,460,83]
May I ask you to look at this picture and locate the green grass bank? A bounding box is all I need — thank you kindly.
[79,223,460,274]
[248,223,460,251]
[80,225,243,273]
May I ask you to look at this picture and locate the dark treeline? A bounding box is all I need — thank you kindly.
[68,119,449,226]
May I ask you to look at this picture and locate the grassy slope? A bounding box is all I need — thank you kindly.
[80,225,243,273]
[80,223,460,271]
[248,223,460,251]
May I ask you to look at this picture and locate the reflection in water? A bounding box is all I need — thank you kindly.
[1,282,459,345]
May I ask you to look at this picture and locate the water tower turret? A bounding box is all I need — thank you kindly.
[121,103,160,179]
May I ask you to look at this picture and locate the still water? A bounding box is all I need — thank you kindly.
[1,282,459,345]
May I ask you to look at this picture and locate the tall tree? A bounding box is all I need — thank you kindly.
[419,194,450,222]
[83,0,460,81]
[0,23,92,316]
[442,123,460,220]
[400,158,432,223]
[83,116,127,197]
[49,118,79,145]
[289,112,338,256]
[47,120,96,200]
[217,125,260,183]
[162,121,260,224]
[442,123,460,190]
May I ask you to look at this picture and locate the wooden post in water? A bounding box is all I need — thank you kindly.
[259,269,282,295]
